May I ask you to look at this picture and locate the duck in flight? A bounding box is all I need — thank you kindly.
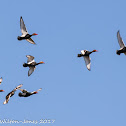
[3,84,23,104]
[23,55,44,76]
[18,88,42,97]
[78,50,98,71]
[0,77,4,92]
[116,30,126,55]
[17,16,38,44]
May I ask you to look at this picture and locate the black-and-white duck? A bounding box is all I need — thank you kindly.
[17,16,38,44]
[3,84,23,104]
[78,50,98,71]
[23,55,44,76]
[116,30,126,55]
[18,88,42,97]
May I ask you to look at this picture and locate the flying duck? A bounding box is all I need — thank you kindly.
[17,16,38,44]
[0,77,4,92]
[3,84,23,104]
[23,55,44,76]
[0,77,2,85]
[18,88,42,97]
[116,30,126,55]
[77,50,98,71]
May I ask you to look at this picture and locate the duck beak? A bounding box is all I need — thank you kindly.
[40,61,45,64]
[93,50,98,52]
[32,33,38,35]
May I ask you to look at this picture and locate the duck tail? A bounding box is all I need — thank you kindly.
[77,54,82,57]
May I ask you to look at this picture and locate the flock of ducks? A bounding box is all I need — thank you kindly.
[78,30,126,70]
[0,16,125,104]
[1,17,44,104]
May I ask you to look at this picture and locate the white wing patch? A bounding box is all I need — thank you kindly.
[27,60,35,65]
[26,55,35,63]
[81,50,86,55]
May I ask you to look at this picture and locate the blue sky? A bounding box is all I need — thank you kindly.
[0,0,126,126]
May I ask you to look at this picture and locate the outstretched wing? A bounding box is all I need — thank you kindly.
[117,31,125,49]
[26,55,35,64]
[31,88,42,93]
[13,84,23,92]
[28,66,36,76]
[3,93,11,104]
[18,89,28,93]
[83,56,91,71]
[3,84,23,104]
[37,88,42,92]
[26,38,36,44]
[20,16,28,35]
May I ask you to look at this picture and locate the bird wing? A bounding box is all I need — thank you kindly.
[32,88,42,93]
[28,66,36,76]
[13,84,23,92]
[83,56,91,71]
[3,84,23,104]
[31,88,42,94]
[81,50,86,55]
[20,16,28,35]
[26,55,35,64]
[3,93,11,104]
[18,88,24,92]
[0,77,3,85]
[36,88,42,92]
[117,31,125,49]
[26,38,36,44]
[18,89,28,93]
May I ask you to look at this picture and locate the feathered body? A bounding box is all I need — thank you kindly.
[18,88,42,97]
[23,55,44,76]
[116,30,126,55]
[17,16,37,44]
[77,50,97,71]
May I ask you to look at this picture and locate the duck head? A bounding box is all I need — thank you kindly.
[0,90,4,92]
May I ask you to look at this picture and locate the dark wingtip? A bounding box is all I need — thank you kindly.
[117,30,120,34]
[88,69,91,71]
